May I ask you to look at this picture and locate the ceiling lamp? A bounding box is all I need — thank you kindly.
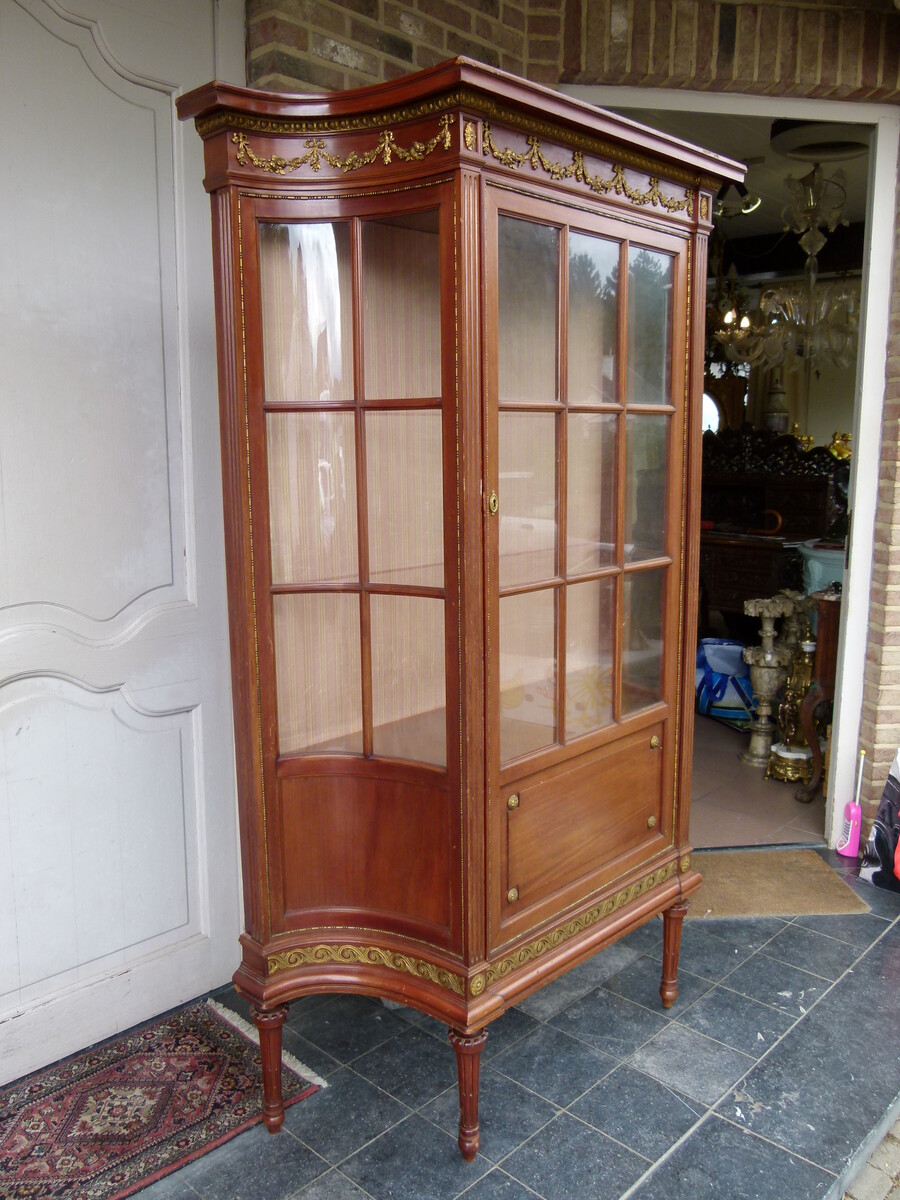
[770,119,869,162]
[714,180,762,220]
[782,163,849,287]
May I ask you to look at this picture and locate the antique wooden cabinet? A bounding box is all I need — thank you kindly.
[178,59,742,1159]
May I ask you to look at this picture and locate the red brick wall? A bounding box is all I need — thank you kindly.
[244,0,900,830]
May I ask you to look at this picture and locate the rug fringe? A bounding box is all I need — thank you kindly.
[206,998,328,1088]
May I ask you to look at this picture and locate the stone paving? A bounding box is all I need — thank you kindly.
[843,1119,900,1200]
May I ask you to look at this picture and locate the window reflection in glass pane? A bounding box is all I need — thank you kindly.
[499,412,557,588]
[274,593,362,753]
[567,413,617,575]
[267,412,358,585]
[500,589,557,763]
[371,595,446,766]
[568,232,618,404]
[566,578,614,738]
[625,414,668,563]
[367,410,443,588]
[498,216,559,404]
[363,211,441,399]
[622,569,664,716]
[259,222,353,405]
[627,247,673,406]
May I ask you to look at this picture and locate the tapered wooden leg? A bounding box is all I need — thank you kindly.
[659,899,690,1008]
[448,1028,488,1161]
[253,1003,289,1133]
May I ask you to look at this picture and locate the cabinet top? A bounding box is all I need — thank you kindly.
[177,56,743,190]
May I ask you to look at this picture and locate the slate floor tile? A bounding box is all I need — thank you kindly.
[722,953,831,1017]
[283,1067,410,1164]
[422,1066,558,1163]
[452,1171,541,1200]
[501,1112,647,1200]
[763,923,863,980]
[652,921,756,981]
[479,1007,541,1063]
[178,1122,328,1200]
[340,1115,490,1200]
[628,1023,755,1106]
[683,916,788,953]
[283,1026,343,1081]
[601,955,713,1016]
[548,986,670,1060]
[627,1113,834,1200]
[618,917,665,955]
[569,1064,706,1160]
[351,1026,457,1108]
[293,1170,376,1199]
[793,912,892,947]
[287,995,409,1064]
[843,876,900,920]
[489,1024,616,1107]
[135,1171,203,1200]
[675,984,794,1057]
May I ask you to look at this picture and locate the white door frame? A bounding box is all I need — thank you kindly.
[561,85,900,845]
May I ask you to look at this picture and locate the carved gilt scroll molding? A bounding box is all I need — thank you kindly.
[267,943,466,995]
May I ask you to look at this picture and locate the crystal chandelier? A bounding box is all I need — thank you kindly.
[712,163,858,373]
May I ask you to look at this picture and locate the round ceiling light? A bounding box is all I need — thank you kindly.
[770,119,869,162]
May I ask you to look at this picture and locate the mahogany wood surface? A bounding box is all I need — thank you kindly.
[178,59,741,1159]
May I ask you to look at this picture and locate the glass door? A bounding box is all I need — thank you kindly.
[486,189,688,940]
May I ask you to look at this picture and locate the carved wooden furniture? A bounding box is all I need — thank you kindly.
[699,427,849,624]
[178,58,741,1160]
[797,588,843,802]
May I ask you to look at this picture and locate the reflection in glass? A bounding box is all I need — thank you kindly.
[367,410,443,587]
[274,593,362,753]
[627,247,673,406]
[498,216,559,404]
[371,595,446,766]
[568,232,618,404]
[267,412,358,585]
[500,589,557,762]
[622,569,664,716]
[625,414,668,563]
[567,413,616,575]
[499,412,557,588]
[259,222,352,405]
[363,211,441,399]
[566,578,614,737]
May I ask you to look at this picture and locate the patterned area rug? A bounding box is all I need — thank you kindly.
[0,1000,320,1200]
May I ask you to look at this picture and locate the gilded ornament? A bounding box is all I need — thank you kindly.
[480,862,678,989]
[464,120,477,151]
[481,123,692,215]
[680,855,691,873]
[233,114,454,177]
[267,944,465,995]
[700,195,710,220]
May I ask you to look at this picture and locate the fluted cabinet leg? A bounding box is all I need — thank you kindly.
[448,1028,488,1161]
[253,1003,290,1133]
[660,899,690,1008]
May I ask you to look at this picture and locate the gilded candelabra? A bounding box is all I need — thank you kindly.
[741,595,794,769]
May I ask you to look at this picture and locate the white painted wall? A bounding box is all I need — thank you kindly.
[563,85,900,847]
[0,0,245,1081]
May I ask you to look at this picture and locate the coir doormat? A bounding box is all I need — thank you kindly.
[689,848,870,919]
[0,1000,321,1200]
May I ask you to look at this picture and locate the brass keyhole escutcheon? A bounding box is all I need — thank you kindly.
[488,490,499,515]
[507,886,519,903]
[647,815,657,829]
[507,793,519,810]
[650,735,660,750]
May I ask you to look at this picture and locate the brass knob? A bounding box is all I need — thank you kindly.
[488,490,499,515]
[650,735,660,750]
[647,815,657,829]
[507,793,519,810]
[507,886,519,903]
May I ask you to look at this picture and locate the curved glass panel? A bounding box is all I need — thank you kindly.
[500,589,557,763]
[625,414,669,563]
[371,595,446,766]
[622,568,665,715]
[259,222,352,405]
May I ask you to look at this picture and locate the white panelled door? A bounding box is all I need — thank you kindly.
[0,0,244,1081]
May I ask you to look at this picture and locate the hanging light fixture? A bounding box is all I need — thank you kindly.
[714,180,762,220]
[781,163,849,288]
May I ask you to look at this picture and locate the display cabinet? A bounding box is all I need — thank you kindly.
[178,59,742,1160]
